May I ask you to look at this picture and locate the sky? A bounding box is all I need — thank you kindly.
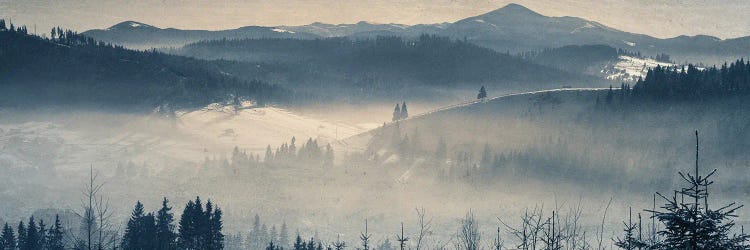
[2,0,749,39]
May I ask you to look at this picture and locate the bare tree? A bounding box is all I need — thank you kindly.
[492,227,503,250]
[414,208,432,250]
[75,165,116,250]
[459,210,480,250]
[500,206,546,250]
[597,197,613,250]
[94,194,117,250]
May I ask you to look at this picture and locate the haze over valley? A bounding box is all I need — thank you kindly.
[2,2,750,249]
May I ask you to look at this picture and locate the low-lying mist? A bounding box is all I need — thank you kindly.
[1,89,749,248]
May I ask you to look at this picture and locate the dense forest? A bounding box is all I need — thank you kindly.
[2,133,749,249]
[629,59,750,101]
[172,35,597,97]
[0,19,290,111]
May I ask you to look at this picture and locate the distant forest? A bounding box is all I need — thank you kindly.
[172,35,596,97]
[0,19,291,111]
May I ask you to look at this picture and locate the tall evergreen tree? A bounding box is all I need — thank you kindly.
[22,216,40,250]
[293,235,304,250]
[392,104,401,122]
[400,102,408,119]
[45,215,65,250]
[477,86,487,101]
[156,198,177,250]
[122,201,158,250]
[208,206,224,250]
[0,223,16,250]
[16,222,26,250]
[178,200,197,250]
[37,220,46,250]
[279,222,289,249]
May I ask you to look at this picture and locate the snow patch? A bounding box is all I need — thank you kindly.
[603,55,675,82]
[271,28,295,34]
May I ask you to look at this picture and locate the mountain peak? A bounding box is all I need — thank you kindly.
[107,21,157,30]
[486,3,543,17]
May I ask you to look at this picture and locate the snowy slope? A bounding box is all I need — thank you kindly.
[0,105,370,171]
[602,55,675,82]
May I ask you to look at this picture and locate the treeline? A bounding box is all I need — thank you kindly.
[173,35,592,92]
[198,137,334,177]
[0,19,291,110]
[224,215,290,250]
[605,59,750,102]
[0,197,223,250]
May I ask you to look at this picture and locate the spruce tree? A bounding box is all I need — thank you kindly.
[16,221,26,250]
[293,235,304,250]
[22,216,40,250]
[400,102,408,119]
[122,201,146,250]
[279,222,289,249]
[156,198,177,250]
[208,206,224,250]
[648,131,750,249]
[141,213,158,249]
[46,215,65,250]
[177,200,197,250]
[37,220,46,250]
[1,223,16,250]
[392,103,401,122]
[477,86,487,101]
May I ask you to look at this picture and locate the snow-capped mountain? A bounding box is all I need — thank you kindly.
[83,4,750,63]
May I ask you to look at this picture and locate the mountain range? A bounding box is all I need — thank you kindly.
[83,3,749,64]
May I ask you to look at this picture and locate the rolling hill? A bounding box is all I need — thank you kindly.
[0,27,288,110]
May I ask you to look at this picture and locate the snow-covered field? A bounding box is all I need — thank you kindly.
[0,105,372,171]
[603,55,675,82]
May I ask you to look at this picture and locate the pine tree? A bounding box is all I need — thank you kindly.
[178,200,197,250]
[1,223,16,250]
[400,102,408,119]
[22,216,40,250]
[279,222,289,249]
[250,215,261,250]
[46,215,65,250]
[266,241,282,250]
[16,222,26,250]
[648,131,750,249]
[392,103,401,122]
[293,235,304,250]
[122,201,146,250]
[156,198,177,250]
[208,206,224,250]
[477,86,487,101]
[37,220,46,250]
[265,145,274,163]
[605,85,614,104]
[141,213,158,249]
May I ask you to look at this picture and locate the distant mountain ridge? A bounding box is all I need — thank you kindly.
[82,21,320,49]
[83,4,750,64]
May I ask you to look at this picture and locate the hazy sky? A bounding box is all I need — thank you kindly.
[2,0,749,39]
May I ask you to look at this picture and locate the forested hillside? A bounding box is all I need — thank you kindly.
[171,35,599,98]
[0,20,289,110]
